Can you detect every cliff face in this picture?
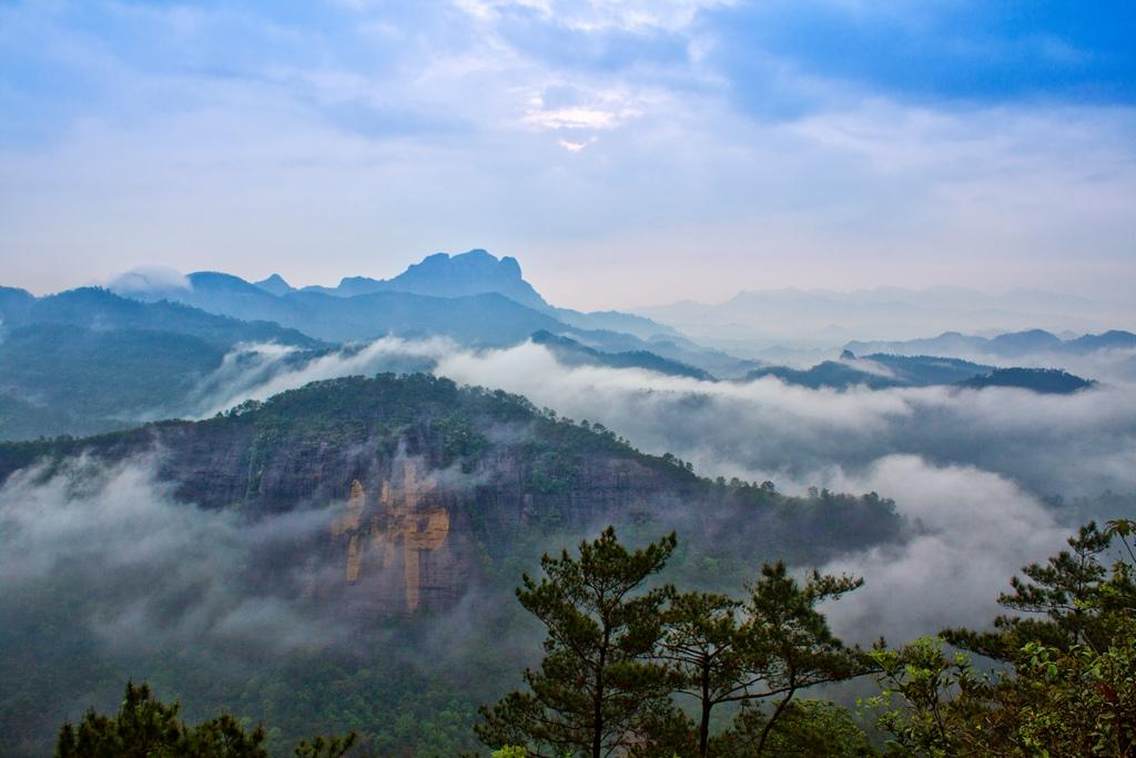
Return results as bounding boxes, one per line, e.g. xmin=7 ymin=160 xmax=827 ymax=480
xmin=0 ymin=374 xmax=901 ymax=617
xmin=0 ymin=375 xmax=697 ymax=616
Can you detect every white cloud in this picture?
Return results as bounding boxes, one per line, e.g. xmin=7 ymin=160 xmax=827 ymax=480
xmin=557 ymin=137 xmax=595 ymax=151
xmin=453 ymin=0 xmax=735 ymax=33
xmin=820 ymin=455 xmax=1070 ymax=642
xmin=2 ymin=1 xmax=1135 ymax=308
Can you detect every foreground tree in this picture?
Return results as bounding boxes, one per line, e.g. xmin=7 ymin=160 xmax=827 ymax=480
xmin=54 ymin=681 xmax=356 ymax=758
xmin=55 ymin=682 xmax=266 ymax=758
xmin=711 ymin=699 xmax=874 ymax=758
xmin=871 ymin=520 xmax=1136 ymax=757
xmin=659 ymin=565 xmax=868 ymax=757
xmin=943 ymin=520 xmax=1136 ymax=660
xmin=657 ymin=591 xmax=744 ymax=756
xmin=475 ymin=527 xmax=679 ymax=758
xmin=735 ymin=563 xmax=869 ymax=756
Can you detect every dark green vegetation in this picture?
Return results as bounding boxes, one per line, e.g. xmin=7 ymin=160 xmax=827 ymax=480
xmin=745 ymin=353 xmax=1094 ymax=393
xmin=477 ymin=529 xmax=868 ymax=758
xmin=959 ymin=367 xmax=1095 ymax=393
xmin=50 ymin=520 xmax=1135 ymax=756
xmin=1 ymin=374 xmax=903 ymax=756
xmin=868 ymin=519 xmax=1136 ymax=756
xmin=478 ymin=528 xmax=873 ymax=757
xmin=476 ymin=521 xmax=1136 ymax=756
xmin=55 ymin=682 xmax=356 ymax=758
xmin=0 ymin=287 xmax=326 ymax=440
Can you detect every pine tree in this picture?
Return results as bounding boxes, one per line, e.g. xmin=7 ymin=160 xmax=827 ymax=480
xmin=658 ymin=565 xmax=867 ymax=757
xmin=475 ymin=527 xmax=679 ymax=758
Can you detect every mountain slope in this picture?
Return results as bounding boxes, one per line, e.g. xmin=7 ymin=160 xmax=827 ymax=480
xmin=845 ymin=329 xmax=1136 ymax=359
xmin=18 ymin=287 xmax=321 ymax=349
xmin=0 ymin=288 xmax=327 ymax=440
xmin=304 ymin=249 xmax=550 ymax=311
xmin=0 ymin=373 xmax=903 ymax=756
xmin=959 ymin=368 xmax=1095 ymax=394
xmin=0 ymin=286 xmax=34 ymax=326
xmin=116 ymin=250 xmax=680 ymax=343
xmin=119 ymin=268 xmax=575 ymax=346
xmin=253 ymin=273 xmax=295 ymax=296
xmin=531 ymin=330 xmax=713 ymax=380
xmin=745 ymin=353 xmax=1091 ymax=393
xmin=0 ymin=373 xmax=902 ymax=580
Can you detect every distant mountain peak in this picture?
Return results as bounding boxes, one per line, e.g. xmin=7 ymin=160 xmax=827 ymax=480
xmin=403 ymin=249 xmax=524 ymax=280
xmin=253 ymin=273 xmax=294 ymax=296
xmin=299 ymin=249 xmax=550 ymax=310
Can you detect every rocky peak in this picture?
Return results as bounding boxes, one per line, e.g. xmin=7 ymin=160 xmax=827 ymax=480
xmin=253 ymin=273 xmax=294 ymax=296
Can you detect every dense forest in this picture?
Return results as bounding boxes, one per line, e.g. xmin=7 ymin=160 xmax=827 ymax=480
xmin=48 ymin=520 xmax=1136 ymax=756
xmin=0 ymin=375 xmax=903 ymax=755
xmin=1 ymin=375 xmax=1133 ymax=756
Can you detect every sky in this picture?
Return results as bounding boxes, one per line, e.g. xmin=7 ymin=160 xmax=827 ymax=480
xmin=1 ymin=0 xmax=1134 ymax=310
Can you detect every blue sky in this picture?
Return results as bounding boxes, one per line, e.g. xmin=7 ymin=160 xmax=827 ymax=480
xmin=1 ymin=0 xmax=1134 ymax=308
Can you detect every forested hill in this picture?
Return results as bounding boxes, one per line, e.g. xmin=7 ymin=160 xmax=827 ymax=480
xmin=0 ymin=373 xmax=903 ymax=755
xmin=0 ymin=373 xmax=901 ymax=610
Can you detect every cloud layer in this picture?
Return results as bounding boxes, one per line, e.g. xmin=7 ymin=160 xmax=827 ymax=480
xmin=167 ymin=336 xmax=1136 ymax=641
xmin=0 ymin=456 xmax=351 ymax=654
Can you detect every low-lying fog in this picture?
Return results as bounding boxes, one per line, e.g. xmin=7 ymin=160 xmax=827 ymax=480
xmin=3 ymin=336 xmax=1133 ymax=647
xmin=142 ymin=336 xmax=1135 ymax=641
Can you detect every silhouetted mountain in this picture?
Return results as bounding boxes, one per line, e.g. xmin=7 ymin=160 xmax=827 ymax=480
xmin=958 ymin=368 xmax=1094 ymax=394
xmin=845 ymin=329 xmax=1136 ymax=359
xmin=745 ymin=353 xmax=1089 ymax=393
xmin=551 ymin=307 xmax=679 ymax=341
xmin=1066 ymin=330 xmax=1136 ymax=353
xmin=303 ymin=249 xmax=549 ymax=310
xmin=746 ymin=361 xmax=905 ymax=390
xmin=0 ymin=286 xmax=35 ymax=327
xmin=0 ymin=288 xmax=326 ymax=440
xmin=531 ymin=331 xmax=713 ymax=380
xmin=641 ymin=285 xmax=1127 ymax=350
xmin=987 ymin=329 xmax=1064 ymax=356
xmin=863 ymin=354 xmax=994 ymax=385
xmin=116 ymin=268 xmax=570 ymax=346
xmin=14 ymin=287 xmax=321 ymax=349
xmin=289 ymin=290 xmax=571 ymax=345
xmin=253 ymin=273 xmax=295 ymax=296
xmin=116 ymin=250 xmax=679 ymax=345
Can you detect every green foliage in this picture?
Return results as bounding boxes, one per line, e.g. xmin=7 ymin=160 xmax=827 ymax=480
xmin=54 ymin=681 xmax=269 ymax=758
xmin=943 ymin=520 xmax=1136 ymax=661
xmin=476 ymin=528 xmax=681 ymax=758
xmin=864 ymin=637 xmax=987 ymax=756
xmin=869 ymin=520 xmax=1136 ymax=757
xmin=659 ymin=565 xmax=868 ymax=757
xmin=491 ymin=747 xmax=529 ymax=758
xmin=711 ymin=700 xmax=875 ymax=757
xmin=292 ymin=732 xmax=358 ymax=758
xmin=54 ymin=682 xmax=358 ymax=758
